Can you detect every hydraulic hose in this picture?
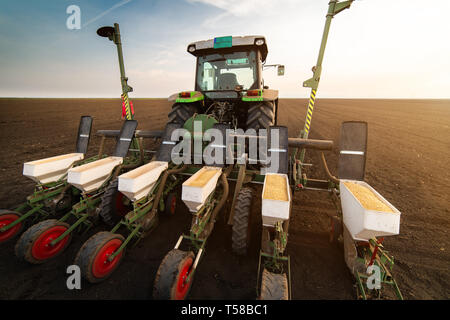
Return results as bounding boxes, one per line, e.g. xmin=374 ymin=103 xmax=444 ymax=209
xmin=320 ymin=152 xmax=340 ymax=184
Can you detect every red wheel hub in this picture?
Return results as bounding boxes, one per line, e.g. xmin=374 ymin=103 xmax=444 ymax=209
xmin=115 ymin=193 xmax=129 ymax=217
xmin=92 ymin=238 xmax=123 ymax=279
xmin=0 ymin=214 xmax=21 ymax=242
xmin=170 ymin=196 xmax=176 ymax=215
xmin=175 ymin=257 xmax=193 ymax=300
xmin=31 ymin=225 xmax=70 ymax=260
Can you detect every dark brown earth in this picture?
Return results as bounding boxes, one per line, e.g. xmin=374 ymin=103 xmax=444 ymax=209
xmin=0 ymin=98 xmax=448 ymax=300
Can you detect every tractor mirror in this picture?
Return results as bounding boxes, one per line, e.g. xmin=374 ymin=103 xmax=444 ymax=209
xmin=277 ymin=65 xmax=285 ymax=76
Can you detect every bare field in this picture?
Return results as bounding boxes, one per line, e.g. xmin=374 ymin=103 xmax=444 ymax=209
xmin=0 ymin=98 xmax=448 ymax=299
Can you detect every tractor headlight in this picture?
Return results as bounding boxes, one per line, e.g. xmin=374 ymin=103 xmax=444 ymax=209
xmin=188 ymin=45 xmax=196 ymax=53
xmin=255 ymin=39 xmax=264 ymax=46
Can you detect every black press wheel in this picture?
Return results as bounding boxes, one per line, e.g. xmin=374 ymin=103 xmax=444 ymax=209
xmin=153 ymin=249 xmax=195 ymax=300
xmin=231 ymin=187 xmax=253 ymax=256
xmin=259 ymin=268 xmax=289 ymax=300
xmin=98 ymin=179 xmax=131 ymax=226
xmin=74 ymin=231 xmax=125 ymax=283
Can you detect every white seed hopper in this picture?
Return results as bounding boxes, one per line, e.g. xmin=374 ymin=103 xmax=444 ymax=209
xmin=23 ymin=153 xmax=85 ymax=184
xmin=340 ymin=179 xmax=401 ymax=241
xmin=118 ymin=161 xmax=169 ymax=201
xmin=261 ymin=173 xmax=291 ymax=227
xmin=182 ymin=166 xmax=222 ymax=212
xmin=68 ymin=156 xmax=123 ymax=193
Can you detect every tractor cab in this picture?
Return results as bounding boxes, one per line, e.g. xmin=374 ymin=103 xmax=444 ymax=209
xmin=168 ymin=35 xmax=282 ymax=131
xmin=188 ymin=36 xmax=268 ymax=99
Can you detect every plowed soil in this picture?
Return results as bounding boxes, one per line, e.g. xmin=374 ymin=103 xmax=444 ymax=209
xmin=0 ymin=98 xmax=448 ymax=300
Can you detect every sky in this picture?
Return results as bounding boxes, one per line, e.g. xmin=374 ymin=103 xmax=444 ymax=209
xmin=0 ymin=0 xmax=449 ymax=98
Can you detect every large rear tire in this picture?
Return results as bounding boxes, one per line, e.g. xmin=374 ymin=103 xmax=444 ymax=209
xmin=74 ymin=231 xmax=125 ymax=283
xmin=259 ymin=268 xmax=289 ymax=300
xmin=98 ymin=179 xmax=131 ymax=227
xmin=153 ymin=249 xmax=195 ymax=300
xmin=246 ymin=102 xmax=275 ymax=130
xmin=168 ymin=103 xmax=198 ymax=125
xmin=231 ymin=187 xmax=253 ymax=256
xmin=15 ymin=219 xmax=72 ymax=264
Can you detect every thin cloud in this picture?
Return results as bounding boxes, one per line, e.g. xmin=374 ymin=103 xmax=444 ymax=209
xmin=83 ymin=0 xmax=133 ymax=27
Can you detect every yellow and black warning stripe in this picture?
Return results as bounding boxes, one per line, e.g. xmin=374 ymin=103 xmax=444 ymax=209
xmin=303 ymin=89 xmax=317 ymax=136
xmin=122 ymin=93 xmax=132 ymax=120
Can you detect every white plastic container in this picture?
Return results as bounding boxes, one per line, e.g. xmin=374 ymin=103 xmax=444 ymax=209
xmin=68 ymin=156 xmax=123 ymax=193
xmin=261 ymin=173 xmax=291 ymax=227
xmin=23 ymin=153 xmax=84 ymax=184
xmin=182 ymin=167 xmax=222 ymax=212
xmin=340 ymin=179 xmax=401 ymax=241
xmin=118 ymin=161 xmax=168 ymax=201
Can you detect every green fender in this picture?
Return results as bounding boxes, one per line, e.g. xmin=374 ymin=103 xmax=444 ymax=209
xmin=168 ymin=91 xmax=204 ymax=103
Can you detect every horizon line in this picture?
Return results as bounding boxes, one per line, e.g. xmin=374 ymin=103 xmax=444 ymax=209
xmin=1 ymin=97 xmax=450 ymax=100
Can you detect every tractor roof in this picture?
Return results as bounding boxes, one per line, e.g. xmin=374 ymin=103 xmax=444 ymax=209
xmin=187 ymin=35 xmax=268 ymax=62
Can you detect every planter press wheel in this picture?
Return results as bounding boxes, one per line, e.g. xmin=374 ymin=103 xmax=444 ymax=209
xmin=74 ymin=231 xmax=125 ymax=283
xmin=153 ymin=249 xmax=195 ymax=300
xmin=15 ymin=219 xmax=72 ymax=264
xmin=259 ymin=268 xmax=289 ymax=300
xmin=0 ymin=210 xmax=23 ymax=243
xmin=164 ymin=193 xmax=177 ymax=216
xmin=231 ymin=187 xmax=253 ymax=256
xmin=98 ymin=179 xmax=132 ymax=226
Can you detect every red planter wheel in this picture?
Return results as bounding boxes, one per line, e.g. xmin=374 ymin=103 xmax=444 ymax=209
xmin=174 ymin=255 xmax=194 ymax=300
xmin=0 ymin=211 xmax=23 ymax=243
xmin=74 ymin=232 xmax=125 ymax=283
xmin=15 ymin=219 xmax=72 ymax=264
xmin=153 ymin=249 xmax=195 ymax=300
xmin=164 ymin=193 xmax=177 ymax=216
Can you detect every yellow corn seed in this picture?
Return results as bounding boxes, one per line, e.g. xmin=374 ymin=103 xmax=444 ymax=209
xmin=344 ymin=182 xmax=394 ymax=213
xmin=186 ymin=168 xmax=219 ymax=187
xmin=263 ymin=174 xmax=288 ymax=201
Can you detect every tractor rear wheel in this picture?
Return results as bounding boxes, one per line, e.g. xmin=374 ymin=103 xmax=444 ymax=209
xmin=0 ymin=210 xmax=23 ymax=243
xmin=168 ymin=103 xmax=198 ymax=125
xmin=153 ymin=249 xmax=195 ymax=300
xmin=232 ymin=187 xmax=253 ymax=256
xmin=74 ymin=231 xmax=125 ymax=283
xmin=259 ymin=268 xmax=289 ymax=300
xmin=15 ymin=219 xmax=72 ymax=264
xmin=246 ymin=102 xmax=275 ymax=130
xmin=98 ymin=179 xmax=131 ymax=226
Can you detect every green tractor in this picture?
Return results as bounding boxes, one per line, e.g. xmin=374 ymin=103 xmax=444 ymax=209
xmin=167 ymin=35 xmax=284 ymax=132
xmin=153 ymin=35 xmax=293 ymax=300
